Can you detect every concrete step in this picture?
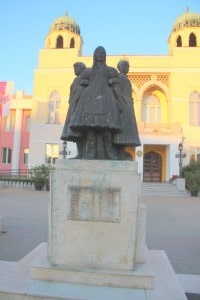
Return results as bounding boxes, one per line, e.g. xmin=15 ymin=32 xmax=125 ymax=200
xmin=141 ymin=182 xmax=190 ymax=197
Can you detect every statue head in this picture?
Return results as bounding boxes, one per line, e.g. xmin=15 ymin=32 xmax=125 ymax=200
xmin=117 ymin=60 xmax=129 ymax=74
xmin=93 ymin=46 xmax=106 ymax=65
xmin=73 ymin=62 xmax=86 ymax=76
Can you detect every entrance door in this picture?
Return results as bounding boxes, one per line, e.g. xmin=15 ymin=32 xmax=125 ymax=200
xmin=143 ymin=151 xmax=162 ymax=182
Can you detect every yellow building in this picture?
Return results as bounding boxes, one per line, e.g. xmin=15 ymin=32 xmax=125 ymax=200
xmin=28 ymin=9 xmax=200 ymax=182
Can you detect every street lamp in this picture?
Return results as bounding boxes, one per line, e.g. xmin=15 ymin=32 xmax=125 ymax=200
xmin=178 ymin=143 xmax=183 ymax=177
xmin=60 ymin=141 xmax=67 ymax=159
xmin=175 ymin=142 xmax=186 ymax=177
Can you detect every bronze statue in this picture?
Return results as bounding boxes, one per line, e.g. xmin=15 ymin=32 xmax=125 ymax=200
xmin=113 ymin=60 xmax=141 ymax=159
xmin=69 ymin=46 xmax=123 ymax=160
xmin=61 ymin=47 xmax=141 ymax=160
xmin=61 ymin=62 xmax=86 ymax=158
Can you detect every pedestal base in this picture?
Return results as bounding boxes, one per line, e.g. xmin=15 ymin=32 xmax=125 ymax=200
xmin=0 ymin=243 xmax=187 ymax=300
xmin=31 ymin=245 xmax=153 ymax=289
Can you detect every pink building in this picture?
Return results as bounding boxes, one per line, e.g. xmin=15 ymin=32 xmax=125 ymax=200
xmin=0 ymin=91 xmax=32 ymax=176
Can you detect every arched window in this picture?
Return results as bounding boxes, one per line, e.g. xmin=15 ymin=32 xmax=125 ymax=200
xmin=143 ymin=93 xmax=161 ymax=123
xmin=48 ymin=90 xmax=61 ymax=124
xmin=189 ymin=33 xmax=196 ymax=47
xmin=70 ymin=37 xmax=75 ymax=48
xmin=189 ymin=91 xmax=200 ymax=125
xmin=176 ymin=35 xmax=182 ymax=47
xmin=56 ymin=36 xmax=63 ymax=48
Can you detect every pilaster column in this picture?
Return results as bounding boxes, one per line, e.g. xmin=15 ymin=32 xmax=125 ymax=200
xmin=12 ymin=109 xmax=23 ymax=172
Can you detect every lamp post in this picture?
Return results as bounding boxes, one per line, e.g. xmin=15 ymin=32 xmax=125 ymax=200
xmin=178 ymin=142 xmax=183 ymax=177
xmin=175 ymin=142 xmax=187 ymax=191
xmin=175 ymin=142 xmax=186 ymax=177
xmin=60 ymin=141 xmax=67 ymax=159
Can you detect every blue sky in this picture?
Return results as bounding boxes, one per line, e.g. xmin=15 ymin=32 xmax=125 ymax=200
xmin=0 ymin=0 xmax=199 ymax=94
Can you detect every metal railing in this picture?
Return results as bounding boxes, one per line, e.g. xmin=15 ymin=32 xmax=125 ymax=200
xmin=0 ymin=169 xmax=49 ymax=190
xmin=0 ymin=169 xmax=28 ymax=180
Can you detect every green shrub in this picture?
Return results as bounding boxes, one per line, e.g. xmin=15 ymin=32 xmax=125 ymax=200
xmin=29 ymin=164 xmax=54 ymax=190
xmin=185 ymin=171 xmax=200 ymax=192
xmin=181 ymin=160 xmax=200 ymax=177
xmin=181 ymin=161 xmax=200 ymax=195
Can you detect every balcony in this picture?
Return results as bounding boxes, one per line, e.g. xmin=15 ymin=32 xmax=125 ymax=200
xmin=137 ymin=122 xmax=182 ymax=135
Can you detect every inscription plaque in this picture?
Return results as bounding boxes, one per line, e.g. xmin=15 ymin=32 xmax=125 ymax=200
xmin=67 ymin=186 xmax=120 ymax=222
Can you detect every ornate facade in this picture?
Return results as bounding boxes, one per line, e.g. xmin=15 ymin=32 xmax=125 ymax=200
xmin=1 ymin=9 xmax=200 ymax=182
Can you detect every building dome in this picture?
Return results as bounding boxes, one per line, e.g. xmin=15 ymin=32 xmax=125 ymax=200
xmin=171 ymin=8 xmax=200 ymax=33
xmin=50 ymin=13 xmax=80 ymax=35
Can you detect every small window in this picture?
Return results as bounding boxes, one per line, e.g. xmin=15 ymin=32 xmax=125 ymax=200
xmin=4 ymin=115 xmax=14 ymax=132
xmin=48 ymin=101 xmax=60 ymax=124
xmin=70 ymin=38 xmax=75 ymax=48
xmin=177 ymin=35 xmax=182 ymax=47
xmin=45 ymin=144 xmax=58 ymax=165
xmin=144 ymin=94 xmax=161 ymax=123
xmin=189 ymin=147 xmax=195 ymax=162
xmin=189 ymin=33 xmax=196 ymax=47
xmin=190 ymin=147 xmax=200 ymax=162
xmin=23 ymin=148 xmax=29 ymax=164
xmin=189 ymin=91 xmax=200 ymax=126
xmin=25 ymin=116 xmax=31 ymax=132
xmin=2 ymin=147 xmax=12 ymax=164
xmin=56 ymin=36 xmax=63 ymax=48
xmin=48 ymin=90 xmax=61 ymax=124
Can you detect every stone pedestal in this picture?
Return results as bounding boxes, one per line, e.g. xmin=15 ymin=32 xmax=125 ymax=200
xmin=31 ymin=159 xmax=152 ymax=289
xmin=176 ymin=177 xmax=186 ymax=192
xmin=0 ymin=159 xmax=187 ymax=299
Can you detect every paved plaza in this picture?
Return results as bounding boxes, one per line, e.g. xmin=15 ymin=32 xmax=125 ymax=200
xmin=143 ymin=195 xmax=200 ymax=275
xmin=0 ymin=189 xmax=48 ymax=262
xmin=0 ymin=188 xmax=200 ymax=298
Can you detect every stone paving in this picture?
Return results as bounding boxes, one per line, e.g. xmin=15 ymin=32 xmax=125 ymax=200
xmin=142 ymin=195 xmax=200 ymax=275
xmin=0 ymin=188 xmax=200 ymax=275
xmin=0 ymin=189 xmax=48 ymax=261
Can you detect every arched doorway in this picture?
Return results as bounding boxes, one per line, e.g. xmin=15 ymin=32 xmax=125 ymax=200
xmin=143 ymin=151 xmax=162 ymax=182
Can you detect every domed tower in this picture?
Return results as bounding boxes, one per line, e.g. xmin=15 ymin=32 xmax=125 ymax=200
xmin=168 ymin=8 xmax=200 ymax=54
xmin=45 ymin=13 xmax=83 ymax=55
xmin=29 ymin=12 xmax=85 ymax=166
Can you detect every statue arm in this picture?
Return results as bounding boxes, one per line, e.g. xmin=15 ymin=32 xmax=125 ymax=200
xmin=68 ymin=84 xmax=74 ymax=104
xmin=74 ymin=86 xmax=85 ymax=102
xmin=111 ymin=84 xmax=125 ymax=111
xmin=71 ymin=69 xmax=91 ymax=108
xmin=108 ymin=76 xmax=124 ymax=111
xmin=72 ymin=78 xmax=90 ymax=110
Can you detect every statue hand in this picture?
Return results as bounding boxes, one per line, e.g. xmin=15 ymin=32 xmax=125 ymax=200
xmin=108 ymin=78 xmax=120 ymax=85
